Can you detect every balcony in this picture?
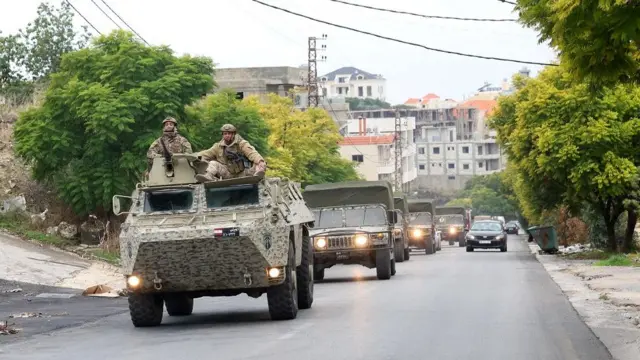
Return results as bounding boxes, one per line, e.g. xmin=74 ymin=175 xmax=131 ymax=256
xmin=476 ymin=153 xmax=501 ymax=160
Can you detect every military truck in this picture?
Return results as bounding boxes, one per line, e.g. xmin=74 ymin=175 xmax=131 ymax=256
xmin=393 ymin=192 xmax=411 ymax=262
xmin=435 ymin=206 xmax=469 ymax=247
xmin=407 ymin=199 xmax=437 ymax=254
xmin=303 ymin=181 xmax=398 ymax=280
xmin=111 ymin=152 xmax=316 ymax=327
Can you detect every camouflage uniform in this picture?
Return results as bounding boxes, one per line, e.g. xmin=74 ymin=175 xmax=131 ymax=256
xmin=196 ymin=124 xmax=266 ymax=181
xmin=146 ymin=117 xmax=193 ymax=170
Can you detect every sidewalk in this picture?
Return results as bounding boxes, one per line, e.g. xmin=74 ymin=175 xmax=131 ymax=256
xmin=529 ymin=241 xmax=640 ymax=360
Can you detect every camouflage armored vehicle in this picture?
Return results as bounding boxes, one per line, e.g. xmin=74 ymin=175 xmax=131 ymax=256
xmin=407 ymin=199 xmax=437 ymax=255
xmin=393 ymin=192 xmax=410 ymax=262
xmin=435 ymin=206 xmax=468 ymax=247
xmin=112 ymin=152 xmax=316 ymax=327
xmin=303 ymin=181 xmax=398 ymax=280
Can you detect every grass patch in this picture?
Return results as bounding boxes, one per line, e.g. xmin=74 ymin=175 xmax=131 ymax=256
xmin=594 ymin=254 xmax=639 ymax=267
xmin=90 ymin=249 xmax=120 ymax=266
xmin=562 ymin=250 xmax=613 ymax=260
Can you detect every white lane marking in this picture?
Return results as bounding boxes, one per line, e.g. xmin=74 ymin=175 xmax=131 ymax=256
xmin=277 ymin=321 xmax=314 ymax=340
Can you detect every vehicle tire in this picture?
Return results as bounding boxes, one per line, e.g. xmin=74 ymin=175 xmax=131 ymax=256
xmin=313 ymin=266 xmax=325 ymax=281
xmin=449 ymin=241 xmax=454 ymax=246
xmin=394 ymin=238 xmax=405 ymax=263
xmin=403 ymin=247 xmax=411 ymax=261
xmin=375 ymin=249 xmax=392 ymax=280
xmin=424 ymin=237 xmax=434 ymax=255
xmin=458 ymin=236 xmax=466 ymax=247
xmin=296 ymin=235 xmax=313 ymax=310
xmin=390 ymin=252 xmax=397 ymax=276
xmin=500 ymin=244 xmax=507 ymax=252
xmin=165 ymin=294 xmax=193 ymax=316
xmin=466 ymin=246 xmax=474 ymax=252
xmin=267 ymin=241 xmax=298 ymax=320
xmin=128 ymin=293 xmax=164 ymax=327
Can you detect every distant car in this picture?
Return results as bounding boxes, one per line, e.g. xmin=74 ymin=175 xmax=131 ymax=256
xmin=465 ymin=220 xmax=508 ymax=252
xmin=505 ymin=223 xmax=519 ymax=234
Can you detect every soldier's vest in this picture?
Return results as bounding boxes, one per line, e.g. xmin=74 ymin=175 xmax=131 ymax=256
xmin=222 ymin=145 xmax=247 ymax=175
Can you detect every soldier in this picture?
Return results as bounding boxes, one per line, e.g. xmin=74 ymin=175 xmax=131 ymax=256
xmin=146 ymin=117 xmax=193 ymax=173
xmin=195 ymin=124 xmax=267 ymax=182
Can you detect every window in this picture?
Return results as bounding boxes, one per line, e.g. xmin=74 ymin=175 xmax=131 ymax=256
xmin=478 ymin=162 xmax=484 ymax=168
xmin=313 ymin=209 xmax=343 ymax=228
xmin=352 ymin=154 xmax=364 ymax=162
xmin=338 ymin=77 xmax=346 ymax=83
xmin=433 ymin=147 xmax=440 ymax=154
xmin=448 ymin=175 xmax=456 ymax=180
xmin=449 ymin=131 xmax=453 ymax=142
xmin=463 ymin=164 xmax=470 ymax=170
xmin=205 ymin=184 xmax=259 ymax=209
xmin=345 ymin=207 xmax=387 ymax=227
xmin=419 ymin=164 xmax=425 ymax=170
xmin=439 ymin=163 xmax=442 ymax=167
xmin=418 ymin=147 xmax=425 ymax=154
xmin=357 ymin=75 xmax=364 ymax=80
xmin=462 ymin=146 xmax=469 ymax=154
xmin=144 ymin=189 xmax=194 ymax=212
xmin=322 ymin=88 xmax=327 ymax=97
xmin=367 ymin=86 xmax=372 ymax=96
xmin=477 ymin=146 xmax=483 ymax=155
xmin=448 ymin=163 xmax=455 ymax=169
xmin=338 ymin=87 xmax=343 ymax=95
xmin=358 ymin=86 xmax=363 ymax=97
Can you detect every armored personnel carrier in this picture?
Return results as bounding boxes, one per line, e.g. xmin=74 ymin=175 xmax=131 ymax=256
xmin=112 ymin=151 xmax=316 ymax=327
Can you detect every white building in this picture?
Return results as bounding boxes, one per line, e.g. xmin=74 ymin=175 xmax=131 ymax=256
xmin=338 ymin=116 xmax=417 ymax=192
xmin=319 ymin=67 xmax=386 ymax=101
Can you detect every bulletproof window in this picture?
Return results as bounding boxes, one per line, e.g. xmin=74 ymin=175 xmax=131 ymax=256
xmin=205 ymin=184 xmax=260 ymax=208
xmin=143 ymin=189 xmax=195 ymax=212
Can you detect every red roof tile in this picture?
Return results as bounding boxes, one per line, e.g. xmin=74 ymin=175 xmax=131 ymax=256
xmin=404 ymin=98 xmax=420 ymax=105
xmin=339 ymin=134 xmax=395 ymax=146
xmin=460 ymin=99 xmax=497 ymax=115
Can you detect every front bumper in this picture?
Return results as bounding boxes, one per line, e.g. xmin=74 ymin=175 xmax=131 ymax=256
xmin=467 ymin=239 xmax=506 ymax=248
xmin=314 ymin=245 xmax=389 ymax=266
xmin=438 ymin=228 xmax=464 ymax=240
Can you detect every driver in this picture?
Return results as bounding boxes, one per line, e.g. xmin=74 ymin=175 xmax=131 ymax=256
xmin=195 ymin=124 xmax=267 ymax=182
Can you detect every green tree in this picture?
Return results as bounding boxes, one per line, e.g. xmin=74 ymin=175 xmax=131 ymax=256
xmin=517 ymin=0 xmax=640 ymax=84
xmin=13 ymin=30 xmax=215 ymax=216
xmin=346 ymin=97 xmax=391 ymax=111
xmin=490 ymin=65 xmax=640 ymax=251
xmin=184 ymin=89 xmax=270 ymax=154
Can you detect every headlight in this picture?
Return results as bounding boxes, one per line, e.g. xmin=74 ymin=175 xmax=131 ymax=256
xmin=466 ymin=234 xmax=475 ymax=240
xmin=412 ymin=229 xmax=422 ymax=237
xmin=394 ymin=228 xmax=401 ymax=234
xmin=496 ymin=235 xmax=505 ymax=240
xmin=449 ymin=227 xmax=457 ymax=234
xmin=315 ymin=237 xmax=327 ymax=248
xmin=127 ymin=275 xmax=141 ymax=288
xmin=354 ymin=235 xmax=368 ymax=246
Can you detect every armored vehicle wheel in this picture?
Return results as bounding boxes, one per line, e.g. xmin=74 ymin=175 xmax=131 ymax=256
xmin=314 ymin=267 xmax=325 ymax=281
xmin=394 ymin=239 xmax=405 ymax=263
xmin=375 ymin=249 xmax=392 ymax=280
xmin=403 ymin=247 xmax=410 ymax=261
xmin=458 ymin=237 xmax=466 ymax=247
xmin=128 ymin=293 xmax=163 ymax=327
xmin=390 ymin=255 xmax=396 ymax=276
xmin=449 ymin=241 xmax=454 ymax=246
xmin=267 ymin=241 xmax=298 ymax=320
xmin=165 ymin=294 xmax=194 ymax=316
xmin=424 ymin=237 xmax=435 ymax=255
xmin=296 ymin=235 xmax=314 ymax=310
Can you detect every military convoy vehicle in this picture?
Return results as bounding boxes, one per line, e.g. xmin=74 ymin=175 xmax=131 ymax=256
xmin=435 ymin=206 xmax=469 ymax=247
xmin=393 ymin=192 xmax=410 ymax=262
xmin=407 ymin=199 xmax=437 ymax=254
xmin=112 ymin=152 xmax=316 ymax=327
xmin=303 ymin=181 xmax=398 ymax=280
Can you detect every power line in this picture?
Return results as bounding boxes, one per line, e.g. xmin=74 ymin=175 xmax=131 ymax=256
xmin=327 ymin=0 xmax=518 ymax=22
xmin=90 ymin=0 xmax=122 ymax=30
xmin=498 ymin=0 xmax=517 ymax=5
xmin=65 ymin=0 xmax=102 ymax=35
xmin=250 ymin=0 xmax=556 ymax=66
xmin=98 ymin=0 xmax=151 ymax=46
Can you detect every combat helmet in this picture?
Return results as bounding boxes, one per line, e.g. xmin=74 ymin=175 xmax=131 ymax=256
xmin=220 ymin=124 xmax=237 ymax=132
xmin=163 ymin=117 xmax=178 ymax=126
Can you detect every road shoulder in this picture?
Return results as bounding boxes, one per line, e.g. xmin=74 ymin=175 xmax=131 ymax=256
xmin=529 ymin=241 xmax=640 ymax=360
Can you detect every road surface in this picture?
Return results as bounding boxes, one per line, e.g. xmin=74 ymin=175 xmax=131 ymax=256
xmin=0 ymin=236 xmax=612 ymax=359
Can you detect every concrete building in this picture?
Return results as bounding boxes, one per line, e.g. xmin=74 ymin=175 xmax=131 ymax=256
xmin=214 ymin=66 xmax=308 ymax=102
xmin=338 ymin=114 xmax=417 ymax=192
xmin=319 ymin=66 xmax=387 ymax=101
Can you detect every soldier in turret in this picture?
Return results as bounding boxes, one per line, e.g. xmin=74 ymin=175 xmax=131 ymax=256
xmin=195 ymin=124 xmax=267 ymax=182
xmin=146 ymin=117 xmax=193 ymax=174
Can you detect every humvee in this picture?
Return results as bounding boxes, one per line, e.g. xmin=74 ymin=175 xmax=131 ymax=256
xmin=435 ymin=206 xmax=468 ymax=247
xmin=407 ymin=199 xmax=437 ymax=255
xmin=393 ymin=192 xmax=410 ymax=262
xmin=302 ymin=180 xmax=398 ymax=280
xmin=112 ymin=152 xmax=316 ymax=327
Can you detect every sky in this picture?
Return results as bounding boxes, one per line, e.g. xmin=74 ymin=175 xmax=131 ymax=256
xmin=0 ymin=0 xmax=557 ymax=104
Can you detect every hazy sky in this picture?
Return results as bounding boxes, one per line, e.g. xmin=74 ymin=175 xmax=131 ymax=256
xmin=1 ymin=0 xmax=557 ymax=104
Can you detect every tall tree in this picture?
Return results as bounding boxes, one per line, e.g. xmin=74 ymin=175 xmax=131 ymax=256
xmin=13 ymin=30 xmax=215 ymax=216
xmin=490 ymin=65 xmax=640 ymax=251
xmin=517 ymin=0 xmax=640 ymax=84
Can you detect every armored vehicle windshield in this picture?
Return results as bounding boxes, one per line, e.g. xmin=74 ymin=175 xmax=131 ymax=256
xmin=409 ymin=213 xmax=433 ymax=225
xmin=313 ymin=205 xmax=389 ymax=228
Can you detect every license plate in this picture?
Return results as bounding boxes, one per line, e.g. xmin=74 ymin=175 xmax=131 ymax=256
xmin=336 ymin=252 xmax=350 ymax=260
xmin=214 ymin=227 xmax=240 ymax=237
xmin=479 ymin=240 xmax=491 ymax=244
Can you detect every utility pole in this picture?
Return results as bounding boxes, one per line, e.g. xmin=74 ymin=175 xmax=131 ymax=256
xmin=308 ymin=34 xmax=327 ymax=108
xmin=394 ymin=109 xmax=402 ymax=192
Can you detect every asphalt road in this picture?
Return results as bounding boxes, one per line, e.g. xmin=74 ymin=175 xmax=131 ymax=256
xmin=0 ymin=236 xmax=613 ymax=360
